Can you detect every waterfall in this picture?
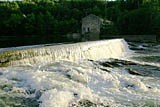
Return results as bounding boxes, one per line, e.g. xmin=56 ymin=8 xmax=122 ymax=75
xmin=0 ymin=39 xmax=132 ymax=66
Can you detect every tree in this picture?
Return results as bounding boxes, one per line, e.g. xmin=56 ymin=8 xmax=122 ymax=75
xmin=117 ymin=8 xmax=154 ymax=35
xmin=24 ymin=13 xmax=36 ymax=35
xmin=152 ymin=12 xmax=160 ymax=40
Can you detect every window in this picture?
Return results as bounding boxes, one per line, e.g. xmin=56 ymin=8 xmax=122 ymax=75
xmin=87 ymin=27 xmax=90 ymax=32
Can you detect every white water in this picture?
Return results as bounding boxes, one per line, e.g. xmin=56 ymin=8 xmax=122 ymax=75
xmin=0 ymin=39 xmax=160 ymax=107
xmin=1 ymin=39 xmax=131 ymax=66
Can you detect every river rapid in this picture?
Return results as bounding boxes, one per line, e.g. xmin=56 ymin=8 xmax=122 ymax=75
xmin=0 ymin=39 xmax=159 ymax=107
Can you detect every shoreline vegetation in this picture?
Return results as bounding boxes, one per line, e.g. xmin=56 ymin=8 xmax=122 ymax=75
xmin=0 ymin=0 xmax=160 ymax=47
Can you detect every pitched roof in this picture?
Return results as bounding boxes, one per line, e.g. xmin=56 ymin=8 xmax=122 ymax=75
xmin=82 ymin=14 xmax=102 ymax=21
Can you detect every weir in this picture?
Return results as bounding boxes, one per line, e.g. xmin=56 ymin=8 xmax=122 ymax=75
xmin=0 ymin=39 xmax=131 ymax=67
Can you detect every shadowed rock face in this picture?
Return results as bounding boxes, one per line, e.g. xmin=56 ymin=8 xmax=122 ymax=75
xmin=75 ymin=99 xmax=109 ymax=107
xmin=0 ymin=83 xmax=39 ymax=107
xmin=98 ymin=58 xmax=138 ymax=68
xmin=97 ymin=58 xmax=160 ymax=77
xmin=0 ymin=95 xmax=39 ymax=107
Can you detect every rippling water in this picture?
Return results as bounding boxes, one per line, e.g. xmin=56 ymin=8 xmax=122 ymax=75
xmin=0 ymin=40 xmax=159 ymax=107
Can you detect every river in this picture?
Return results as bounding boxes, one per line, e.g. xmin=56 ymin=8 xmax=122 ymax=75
xmin=0 ymin=39 xmax=159 ymax=107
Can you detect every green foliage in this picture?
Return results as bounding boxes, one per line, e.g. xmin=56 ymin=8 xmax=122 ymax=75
xmin=152 ymin=12 xmax=160 ymax=40
xmin=117 ymin=8 xmax=155 ymax=35
xmin=101 ymin=21 xmax=118 ymax=37
xmin=0 ymin=0 xmax=105 ymax=37
xmin=0 ymin=0 xmax=160 ymax=44
xmin=118 ymin=0 xmax=143 ymax=11
xmin=115 ymin=0 xmax=160 ymax=37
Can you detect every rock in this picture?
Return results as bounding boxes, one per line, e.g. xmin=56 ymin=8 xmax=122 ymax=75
xmin=99 ymin=62 xmax=114 ymax=67
xmin=77 ymin=99 xmax=109 ymax=107
xmin=35 ymin=90 xmax=45 ymax=99
xmin=98 ymin=67 xmax=111 ymax=73
xmin=0 ymin=99 xmax=6 ymax=107
xmin=73 ymin=93 xmax=78 ymax=97
xmin=126 ymin=68 xmax=146 ymax=76
xmin=66 ymin=74 xmax=72 ymax=79
xmin=98 ymin=59 xmax=137 ymax=68
xmin=0 ymin=95 xmax=39 ymax=107
xmin=78 ymin=99 xmax=97 ymax=107
xmin=126 ymin=84 xmax=135 ymax=88
xmin=147 ymin=86 xmax=152 ymax=89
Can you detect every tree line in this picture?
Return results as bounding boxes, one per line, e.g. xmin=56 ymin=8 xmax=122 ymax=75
xmin=0 ymin=0 xmax=160 ymax=40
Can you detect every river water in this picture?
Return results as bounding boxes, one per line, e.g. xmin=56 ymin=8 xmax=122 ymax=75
xmin=0 ymin=39 xmax=159 ymax=107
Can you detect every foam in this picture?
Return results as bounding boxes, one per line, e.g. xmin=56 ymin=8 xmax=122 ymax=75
xmin=0 ymin=39 xmax=132 ymax=66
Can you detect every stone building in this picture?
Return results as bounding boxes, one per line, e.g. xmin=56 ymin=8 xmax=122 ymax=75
xmin=82 ymin=14 xmax=102 ymax=41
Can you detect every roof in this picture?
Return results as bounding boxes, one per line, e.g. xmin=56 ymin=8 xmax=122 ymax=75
xmin=82 ymin=14 xmax=113 ymax=25
xmin=82 ymin=14 xmax=102 ymax=22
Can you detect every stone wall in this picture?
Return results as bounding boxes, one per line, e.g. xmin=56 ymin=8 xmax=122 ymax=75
xmin=82 ymin=15 xmax=101 ymax=35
